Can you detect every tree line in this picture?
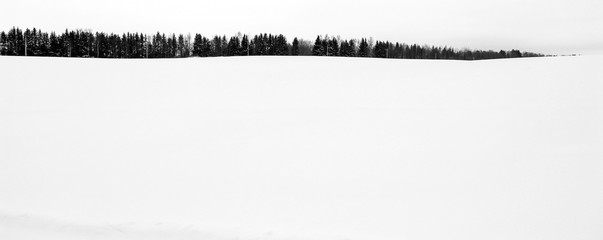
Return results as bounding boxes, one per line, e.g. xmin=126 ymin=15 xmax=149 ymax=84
xmin=0 ymin=27 xmax=543 ymax=60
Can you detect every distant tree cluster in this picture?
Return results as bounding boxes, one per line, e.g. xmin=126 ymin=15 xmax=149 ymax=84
xmin=0 ymin=27 xmax=544 ymax=60
xmin=323 ymin=36 xmax=539 ymax=60
xmin=0 ymin=27 xmax=190 ymax=58
xmin=192 ymin=33 xmax=289 ymax=57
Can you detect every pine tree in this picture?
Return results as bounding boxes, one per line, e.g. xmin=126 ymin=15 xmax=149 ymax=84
xmin=339 ymin=40 xmax=352 ymax=57
xmin=227 ymin=36 xmax=240 ymax=56
xmin=348 ymin=39 xmax=357 ymax=57
xmin=221 ymin=35 xmax=228 ymax=56
xmin=328 ymin=38 xmax=339 ymax=56
xmin=6 ymin=27 xmax=24 ymax=56
xmin=24 ymin=28 xmax=33 ymax=56
xmin=510 ymin=49 xmax=522 ymax=58
xmin=373 ymin=41 xmax=387 ymax=58
xmin=498 ymin=50 xmax=506 ymax=58
xmin=321 ymin=37 xmax=329 ymax=56
xmin=212 ymin=35 xmax=222 ymax=56
xmin=254 ymin=34 xmax=266 ymax=55
xmin=48 ymin=32 xmax=58 ymax=56
xmin=358 ymin=38 xmax=369 ymax=57
xmin=159 ymin=33 xmax=166 ymax=57
xmin=30 ymin=28 xmax=40 ymax=56
xmin=202 ymin=36 xmax=212 ymax=57
xmin=139 ymin=33 xmax=146 ymax=58
xmin=291 ymin=37 xmax=299 ymax=56
xmin=275 ymin=34 xmax=288 ymax=55
xmin=98 ymin=32 xmax=109 ymax=58
xmin=0 ymin=31 xmax=6 ymax=55
xmin=267 ymin=34 xmax=275 ymax=55
xmin=178 ymin=34 xmax=185 ymax=57
xmin=193 ymin=34 xmax=202 ymax=56
xmin=170 ymin=34 xmax=177 ymax=57
xmin=312 ymin=35 xmax=324 ymax=56
xmin=240 ymin=34 xmax=249 ymax=56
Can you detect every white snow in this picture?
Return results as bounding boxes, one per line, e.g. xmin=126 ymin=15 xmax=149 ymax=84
xmin=1 ymin=56 xmax=602 ymax=240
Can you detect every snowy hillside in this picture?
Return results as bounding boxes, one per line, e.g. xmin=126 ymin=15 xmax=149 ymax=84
xmin=1 ymin=56 xmax=602 ymax=240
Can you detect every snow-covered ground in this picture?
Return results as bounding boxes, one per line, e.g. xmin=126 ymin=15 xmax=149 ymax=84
xmin=1 ymin=55 xmax=602 ymax=240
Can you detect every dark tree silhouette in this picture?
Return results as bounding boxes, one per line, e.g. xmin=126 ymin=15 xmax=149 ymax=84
xmin=312 ymin=36 xmax=324 ymax=56
xmin=358 ymin=38 xmax=369 ymax=57
xmin=291 ymin=37 xmax=299 ymax=56
xmin=0 ymin=26 xmax=544 ymax=60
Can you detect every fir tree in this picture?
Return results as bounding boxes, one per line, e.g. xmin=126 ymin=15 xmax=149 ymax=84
xmin=212 ymin=35 xmax=222 ymax=56
xmin=358 ymin=38 xmax=369 ymax=57
xmin=339 ymin=40 xmax=353 ymax=57
xmin=312 ymin=35 xmax=324 ymax=56
xmin=328 ymin=38 xmax=339 ymax=56
xmin=275 ymin=34 xmax=288 ymax=55
xmin=510 ymin=49 xmax=522 ymax=58
xmin=193 ymin=34 xmax=202 ymax=56
xmin=0 ymin=31 xmax=6 ymax=55
xmin=373 ymin=41 xmax=387 ymax=58
xmin=201 ymin=36 xmax=212 ymax=57
xmin=254 ymin=34 xmax=266 ymax=55
xmin=240 ymin=34 xmax=249 ymax=56
xmin=178 ymin=34 xmax=185 ymax=57
xmin=227 ymin=36 xmax=241 ymax=56
xmin=291 ymin=37 xmax=299 ymax=56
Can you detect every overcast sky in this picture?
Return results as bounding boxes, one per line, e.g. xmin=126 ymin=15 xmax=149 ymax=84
xmin=1 ymin=0 xmax=602 ymax=55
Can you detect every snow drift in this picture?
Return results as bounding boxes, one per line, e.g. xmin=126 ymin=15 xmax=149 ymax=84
xmin=1 ymin=55 xmax=602 ymax=240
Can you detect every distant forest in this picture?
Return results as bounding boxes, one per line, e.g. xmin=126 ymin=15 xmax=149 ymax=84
xmin=0 ymin=27 xmax=544 ymax=60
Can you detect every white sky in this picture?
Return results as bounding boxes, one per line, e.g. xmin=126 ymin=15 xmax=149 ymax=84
xmin=1 ymin=0 xmax=602 ymax=55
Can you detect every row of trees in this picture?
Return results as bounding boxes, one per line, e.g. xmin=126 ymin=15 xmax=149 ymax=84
xmin=192 ymin=33 xmax=290 ymax=57
xmin=312 ymin=36 xmax=535 ymax=60
xmin=0 ymin=27 xmax=191 ymax=58
xmin=0 ymin=27 xmax=543 ymax=60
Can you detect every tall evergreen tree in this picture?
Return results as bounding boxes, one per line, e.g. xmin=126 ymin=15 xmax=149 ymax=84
xmin=178 ymin=34 xmax=185 ymax=57
xmin=221 ymin=35 xmax=228 ymax=56
xmin=0 ymin=31 xmax=6 ymax=55
xmin=227 ymin=36 xmax=239 ymax=56
xmin=139 ymin=33 xmax=147 ymax=58
xmin=373 ymin=41 xmax=387 ymax=58
xmin=339 ymin=40 xmax=354 ymax=57
xmin=358 ymin=38 xmax=369 ymax=57
xmin=510 ymin=49 xmax=522 ymax=58
xmin=193 ymin=34 xmax=202 ymax=57
xmin=23 ymin=28 xmax=31 ymax=56
xmin=212 ymin=35 xmax=222 ymax=56
xmin=348 ymin=39 xmax=357 ymax=57
xmin=328 ymin=38 xmax=339 ymax=56
xmin=202 ymin=36 xmax=212 ymax=57
xmin=48 ymin=32 xmax=59 ymax=56
xmin=275 ymin=34 xmax=288 ymax=55
xmin=291 ymin=37 xmax=299 ymax=56
xmin=240 ymin=34 xmax=249 ymax=56
xmin=312 ymin=35 xmax=324 ymax=56
xmin=254 ymin=34 xmax=266 ymax=55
